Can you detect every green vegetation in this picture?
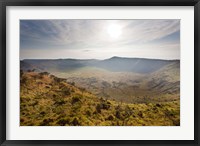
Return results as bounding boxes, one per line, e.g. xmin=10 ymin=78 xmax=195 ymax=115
xmin=20 ymin=71 xmax=180 ymax=126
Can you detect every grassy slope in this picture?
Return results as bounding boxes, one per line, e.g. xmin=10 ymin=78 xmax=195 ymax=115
xmin=20 ymin=71 xmax=180 ymax=126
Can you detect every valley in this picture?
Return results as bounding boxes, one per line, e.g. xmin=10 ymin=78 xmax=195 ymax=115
xmin=20 ymin=57 xmax=180 ymax=126
xmin=21 ymin=57 xmax=180 ymax=104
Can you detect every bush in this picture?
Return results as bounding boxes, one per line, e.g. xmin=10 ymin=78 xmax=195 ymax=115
xmin=54 ymin=99 xmax=65 ymax=105
xmin=124 ymin=105 xmax=133 ymax=117
xmin=56 ymin=118 xmax=69 ymax=126
xmin=40 ymin=118 xmax=53 ymax=126
xmin=96 ymin=104 xmax=102 ymax=113
xmin=106 ymin=115 xmax=114 ymax=121
xmin=71 ymin=117 xmax=80 ymax=126
xmin=39 ymin=72 xmax=50 ymax=76
xmin=45 ymin=85 xmax=50 ymax=89
xmin=71 ymin=96 xmax=81 ymax=105
xmin=115 ymin=111 xmax=121 ymax=119
xmin=95 ymin=101 xmax=110 ymax=113
xmin=85 ymin=110 xmax=92 ymax=116
xmin=156 ymin=103 xmax=162 ymax=107
xmin=172 ymin=119 xmax=180 ymax=126
xmin=20 ymin=118 xmax=25 ymax=123
xmin=54 ymin=77 xmax=62 ymax=83
xmin=62 ymin=87 xmax=71 ymax=96
xmin=40 ymin=111 xmax=46 ymax=116
xmin=138 ymin=111 xmax=143 ymax=118
xmin=102 ymin=103 xmax=110 ymax=110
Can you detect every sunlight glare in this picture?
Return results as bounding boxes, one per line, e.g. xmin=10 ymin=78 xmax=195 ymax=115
xmin=107 ymin=24 xmax=122 ymax=39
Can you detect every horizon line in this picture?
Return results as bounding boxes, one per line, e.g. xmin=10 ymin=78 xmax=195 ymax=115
xmin=20 ymin=56 xmax=180 ymax=61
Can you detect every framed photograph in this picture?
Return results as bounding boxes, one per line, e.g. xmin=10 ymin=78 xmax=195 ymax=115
xmin=0 ymin=0 xmax=199 ymax=145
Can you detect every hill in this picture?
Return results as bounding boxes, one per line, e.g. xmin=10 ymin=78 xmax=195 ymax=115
xmin=20 ymin=71 xmax=180 ymax=126
xmin=20 ymin=57 xmax=179 ymax=74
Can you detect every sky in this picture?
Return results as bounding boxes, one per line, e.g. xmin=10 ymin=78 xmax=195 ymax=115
xmin=20 ymin=19 xmax=180 ymax=60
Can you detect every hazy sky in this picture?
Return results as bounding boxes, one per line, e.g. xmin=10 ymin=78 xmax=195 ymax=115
xmin=20 ymin=19 xmax=180 ymax=60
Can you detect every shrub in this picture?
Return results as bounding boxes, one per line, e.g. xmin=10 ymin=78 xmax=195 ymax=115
xmin=156 ymin=103 xmax=162 ymax=107
xmin=45 ymin=85 xmax=50 ymax=89
xmin=102 ymin=103 xmax=110 ymax=110
xmin=96 ymin=101 xmax=110 ymax=112
xmin=62 ymin=87 xmax=71 ymax=96
xmin=71 ymin=117 xmax=80 ymax=126
xmin=54 ymin=77 xmax=61 ymax=83
xmin=124 ymin=105 xmax=133 ymax=118
xmin=115 ymin=111 xmax=121 ymax=119
xmin=39 ymin=72 xmax=50 ymax=76
xmin=96 ymin=104 xmax=102 ymax=113
xmin=40 ymin=118 xmax=53 ymax=126
xmin=54 ymin=99 xmax=65 ymax=105
xmin=56 ymin=118 xmax=69 ymax=126
xmin=20 ymin=118 xmax=25 ymax=123
xmin=106 ymin=115 xmax=114 ymax=121
xmin=138 ymin=111 xmax=143 ymax=118
xmin=95 ymin=101 xmax=110 ymax=113
xmin=85 ymin=110 xmax=92 ymax=116
xmin=40 ymin=111 xmax=46 ymax=116
xmin=71 ymin=96 xmax=81 ymax=105
xmin=172 ymin=119 xmax=180 ymax=126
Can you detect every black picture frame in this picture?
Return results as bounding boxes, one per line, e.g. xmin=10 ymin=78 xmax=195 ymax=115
xmin=0 ymin=0 xmax=199 ymax=145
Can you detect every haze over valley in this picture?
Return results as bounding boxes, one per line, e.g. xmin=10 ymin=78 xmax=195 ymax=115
xmin=21 ymin=56 xmax=180 ymax=103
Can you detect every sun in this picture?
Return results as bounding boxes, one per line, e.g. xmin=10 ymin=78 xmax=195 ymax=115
xmin=106 ymin=24 xmax=122 ymax=39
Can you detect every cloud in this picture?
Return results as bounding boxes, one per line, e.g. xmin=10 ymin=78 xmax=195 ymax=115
xmin=115 ymin=20 xmax=180 ymax=44
xmin=20 ymin=19 xmax=180 ymax=59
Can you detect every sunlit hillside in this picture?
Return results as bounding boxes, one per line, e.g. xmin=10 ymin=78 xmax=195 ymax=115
xmin=20 ymin=71 xmax=180 ymax=126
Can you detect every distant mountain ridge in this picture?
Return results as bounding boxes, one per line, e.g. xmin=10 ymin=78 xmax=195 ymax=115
xmin=21 ymin=57 xmax=180 ymax=74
